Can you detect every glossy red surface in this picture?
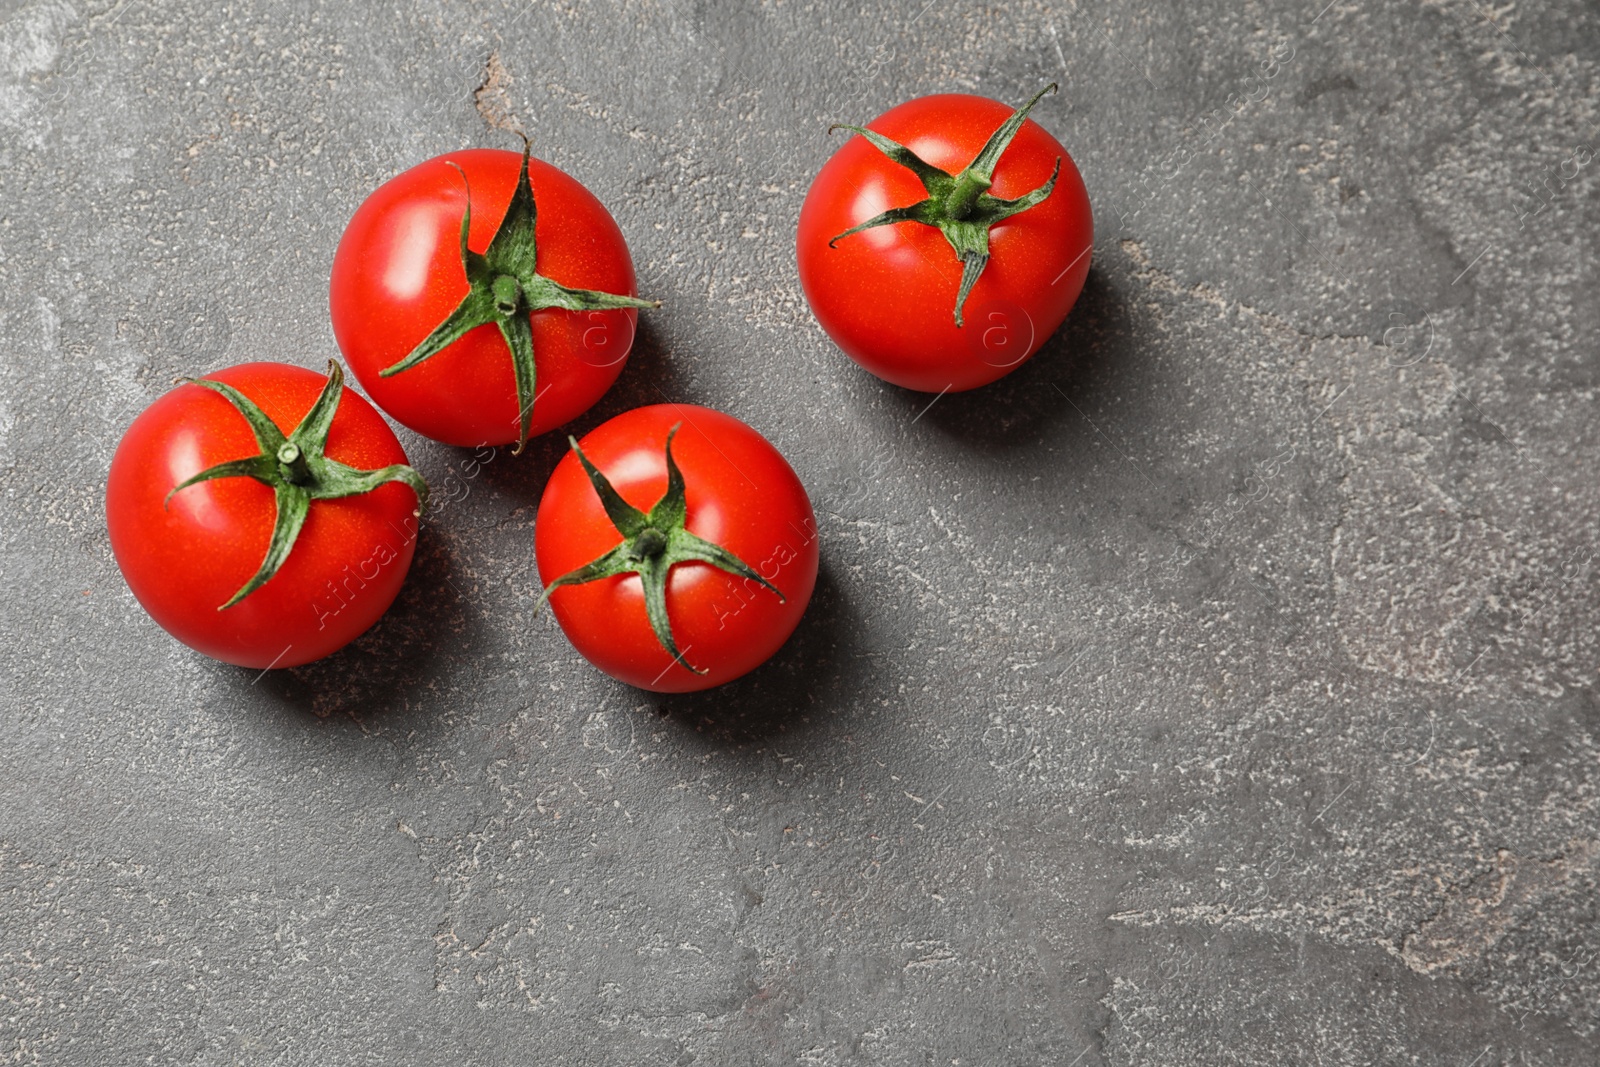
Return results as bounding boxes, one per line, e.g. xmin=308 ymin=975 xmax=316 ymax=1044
xmin=535 ymin=404 xmax=818 ymax=692
xmin=106 ymin=363 xmax=420 ymax=668
xmin=798 ymin=93 xmax=1093 ymax=392
xmin=331 ymin=149 xmax=641 ymax=446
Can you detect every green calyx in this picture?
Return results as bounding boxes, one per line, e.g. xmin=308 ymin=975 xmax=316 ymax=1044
xmin=828 ymin=83 xmax=1062 ymax=327
xmin=538 ymin=424 xmax=784 ymax=676
xmin=166 ymin=361 xmax=429 ymax=609
xmin=379 ymin=137 xmax=661 ymax=453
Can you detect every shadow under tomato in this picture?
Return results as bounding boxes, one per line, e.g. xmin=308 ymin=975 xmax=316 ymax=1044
xmin=590 ymin=317 xmax=686 ymax=419
xmin=879 ymin=266 xmax=1141 ymax=453
xmin=253 ymin=524 xmax=470 ymax=723
xmin=647 ymin=559 xmax=860 ymax=744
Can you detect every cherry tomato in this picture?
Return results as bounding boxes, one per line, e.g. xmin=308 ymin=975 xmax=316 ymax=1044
xmin=797 ymin=86 xmax=1093 ymax=392
xmin=106 ymin=362 xmax=426 ymax=669
xmin=331 ymin=147 xmax=652 ymax=448
xmin=535 ymin=404 xmax=818 ymax=693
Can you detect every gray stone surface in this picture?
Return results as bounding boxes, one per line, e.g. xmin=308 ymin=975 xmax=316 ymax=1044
xmin=2 ymin=0 xmax=1598 ymax=1062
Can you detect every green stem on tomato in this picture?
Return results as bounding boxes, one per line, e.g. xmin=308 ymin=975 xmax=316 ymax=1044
xmin=826 ymin=83 xmax=1062 ymax=326
xmin=377 ymin=137 xmax=661 ymax=453
xmin=537 ymin=424 xmax=783 ymax=675
xmin=166 ymin=361 xmax=428 ymax=609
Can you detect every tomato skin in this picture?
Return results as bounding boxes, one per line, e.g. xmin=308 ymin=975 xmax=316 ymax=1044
xmin=330 ymin=149 xmax=641 ymax=447
xmin=797 ymin=93 xmax=1093 ymax=393
xmin=105 ymin=363 xmax=420 ymax=669
xmin=536 ymin=405 xmax=819 ymax=693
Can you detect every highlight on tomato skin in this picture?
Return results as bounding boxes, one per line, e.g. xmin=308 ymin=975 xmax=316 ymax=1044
xmin=534 ymin=404 xmax=819 ymax=693
xmin=105 ymin=361 xmax=427 ymax=670
xmin=797 ymin=86 xmax=1094 ymax=393
xmin=330 ymin=145 xmax=657 ymax=451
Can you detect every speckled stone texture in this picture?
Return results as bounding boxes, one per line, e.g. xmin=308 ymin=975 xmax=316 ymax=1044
xmin=2 ymin=0 xmax=1598 ymax=1063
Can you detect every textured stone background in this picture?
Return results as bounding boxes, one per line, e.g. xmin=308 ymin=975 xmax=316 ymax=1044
xmin=3 ymin=0 xmax=1598 ymax=1063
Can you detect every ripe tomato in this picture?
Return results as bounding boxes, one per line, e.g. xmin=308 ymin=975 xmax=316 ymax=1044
xmin=797 ymin=85 xmax=1093 ymax=392
xmin=331 ymin=146 xmax=655 ymax=450
xmin=535 ymin=404 xmax=818 ymax=693
xmin=106 ymin=362 xmax=427 ymax=669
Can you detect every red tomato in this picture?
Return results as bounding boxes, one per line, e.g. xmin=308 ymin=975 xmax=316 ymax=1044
xmin=536 ymin=405 xmax=818 ymax=693
xmin=797 ymin=89 xmax=1093 ymax=392
xmin=106 ymin=362 xmax=424 ymax=669
xmin=331 ymin=148 xmax=646 ymax=447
